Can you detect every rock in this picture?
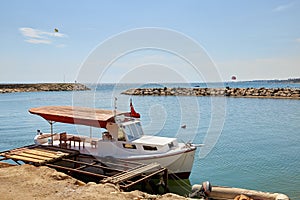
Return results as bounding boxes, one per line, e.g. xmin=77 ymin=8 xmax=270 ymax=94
xmin=87 ymin=182 xmax=97 ymax=186
xmin=121 ymin=87 xmax=300 ymax=99
xmin=51 ymin=171 xmax=71 ymax=180
xmin=75 ymin=180 xmax=86 ymax=186
xmin=0 ymin=83 xmax=90 ymax=93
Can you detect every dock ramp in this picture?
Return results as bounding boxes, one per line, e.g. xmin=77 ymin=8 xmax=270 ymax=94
xmin=102 ymin=162 xmax=168 ymax=191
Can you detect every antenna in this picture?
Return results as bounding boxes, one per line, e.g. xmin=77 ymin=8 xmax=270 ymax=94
xmin=114 ymin=97 xmax=117 ymax=118
xmin=114 ymin=97 xmax=123 ymax=124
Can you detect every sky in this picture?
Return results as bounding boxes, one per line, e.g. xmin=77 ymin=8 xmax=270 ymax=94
xmin=0 ymin=0 xmax=300 ymax=83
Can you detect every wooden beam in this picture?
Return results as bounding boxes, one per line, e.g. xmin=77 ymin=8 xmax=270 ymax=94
xmin=121 ymin=168 xmax=167 ymax=189
xmin=62 ymin=158 xmax=125 ymax=173
xmin=24 ymin=149 xmax=65 ymax=158
xmin=7 ymin=155 xmax=43 ymax=163
xmin=107 ymin=163 xmax=161 ymax=183
xmin=17 ymin=152 xmax=53 ymax=161
xmin=45 ymin=163 xmax=108 ymax=179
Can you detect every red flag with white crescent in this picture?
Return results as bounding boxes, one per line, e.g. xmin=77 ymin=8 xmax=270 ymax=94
xmin=130 ymin=99 xmax=140 ymax=118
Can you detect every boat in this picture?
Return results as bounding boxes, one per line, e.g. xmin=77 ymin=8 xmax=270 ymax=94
xmin=29 ymin=103 xmax=197 ymax=179
xmin=190 ymin=182 xmax=290 ymax=200
xmin=208 ymin=186 xmax=290 ymax=200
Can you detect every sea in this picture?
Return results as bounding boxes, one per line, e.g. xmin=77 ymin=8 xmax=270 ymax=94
xmin=0 ymin=81 xmax=299 ymax=199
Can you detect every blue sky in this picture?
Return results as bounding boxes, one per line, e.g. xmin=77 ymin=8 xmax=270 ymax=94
xmin=0 ymin=0 xmax=299 ymax=83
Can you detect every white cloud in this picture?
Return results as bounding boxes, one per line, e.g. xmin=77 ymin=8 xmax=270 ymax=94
xmin=19 ymin=27 xmax=43 ymax=39
xmin=25 ymin=38 xmax=51 ymax=44
xmin=19 ymin=27 xmax=67 ymax=45
xmin=273 ymin=2 xmax=293 ymax=12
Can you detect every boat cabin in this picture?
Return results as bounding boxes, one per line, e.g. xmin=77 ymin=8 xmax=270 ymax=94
xmin=106 ymin=120 xmax=144 ymax=142
xmin=101 ymin=119 xmax=178 ymax=157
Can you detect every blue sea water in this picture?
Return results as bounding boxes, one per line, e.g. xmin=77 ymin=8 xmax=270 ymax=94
xmin=0 ymin=82 xmax=300 ymax=199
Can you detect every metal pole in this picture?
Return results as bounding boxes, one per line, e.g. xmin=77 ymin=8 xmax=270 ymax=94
xmin=114 ymin=97 xmax=117 ymax=118
xmin=48 ymin=120 xmax=55 ymax=146
xmin=90 ymin=126 xmax=92 ymax=138
xmin=50 ymin=121 xmax=53 ymax=146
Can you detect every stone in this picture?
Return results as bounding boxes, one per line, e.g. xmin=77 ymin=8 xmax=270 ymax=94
xmin=51 ymin=171 xmax=70 ymax=180
xmin=120 ymin=87 xmax=300 ymax=99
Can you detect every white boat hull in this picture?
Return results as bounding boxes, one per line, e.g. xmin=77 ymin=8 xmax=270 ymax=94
xmin=36 ymin=134 xmax=197 ymax=179
xmin=119 ymin=147 xmax=196 ymax=179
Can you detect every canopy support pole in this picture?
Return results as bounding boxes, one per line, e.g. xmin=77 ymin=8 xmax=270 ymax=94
xmin=47 ymin=120 xmax=56 ymax=146
xmin=114 ymin=97 xmax=117 ymax=118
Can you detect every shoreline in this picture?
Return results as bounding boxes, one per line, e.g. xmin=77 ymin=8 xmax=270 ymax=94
xmin=0 ymin=163 xmax=290 ymax=200
xmin=0 ymin=164 xmax=186 ymax=200
xmin=0 ymin=83 xmax=90 ymax=93
xmin=122 ymin=87 xmax=300 ymax=99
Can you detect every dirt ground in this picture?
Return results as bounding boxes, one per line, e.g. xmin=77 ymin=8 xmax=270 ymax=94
xmin=0 ymin=163 xmax=188 ymax=200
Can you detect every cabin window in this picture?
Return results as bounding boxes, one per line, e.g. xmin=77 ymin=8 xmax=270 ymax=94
xmin=123 ymin=143 xmax=136 ymax=149
xmin=143 ymin=145 xmax=158 ymax=151
xmin=123 ymin=122 xmax=144 ymax=141
xmin=135 ymin=122 xmax=144 ymax=135
xmin=168 ymin=142 xmax=174 ymax=149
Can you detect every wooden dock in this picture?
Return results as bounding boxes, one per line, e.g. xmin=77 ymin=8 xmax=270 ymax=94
xmin=102 ymin=162 xmax=168 ymax=191
xmin=0 ymin=145 xmax=168 ymax=192
xmin=0 ymin=145 xmax=77 ymax=165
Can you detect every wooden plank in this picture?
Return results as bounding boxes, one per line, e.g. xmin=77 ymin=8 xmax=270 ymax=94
xmin=17 ymin=152 xmax=53 ymax=161
xmin=33 ymin=148 xmax=70 ymax=156
xmin=9 ymin=148 xmax=28 ymax=155
xmin=0 ymin=145 xmax=70 ymax=164
xmin=115 ymin=163 xmax=160 ymax=180
xmin=7 ymin=155 xmax=44 ymax=163
xmin=103 ymin=163 xmax=161 ymax=184
xmin=23 ymin=149 xmax=63 ymax=158
xmin=121 ymin=168 xmax=167 ymax=189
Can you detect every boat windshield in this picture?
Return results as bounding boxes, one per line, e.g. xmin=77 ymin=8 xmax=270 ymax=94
xmin=122 ymin=122 xmax=144 ymax=141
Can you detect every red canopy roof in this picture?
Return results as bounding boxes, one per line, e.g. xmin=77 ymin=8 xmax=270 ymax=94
xmin=29 ymin=106 xmax=130 ymax=128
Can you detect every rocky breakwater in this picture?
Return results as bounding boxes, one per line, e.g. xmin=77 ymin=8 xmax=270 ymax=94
xmin=0 ymin=83 xmax=90 ymax=93
xmin=122 ymin=87 xmax=300 ymax=99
